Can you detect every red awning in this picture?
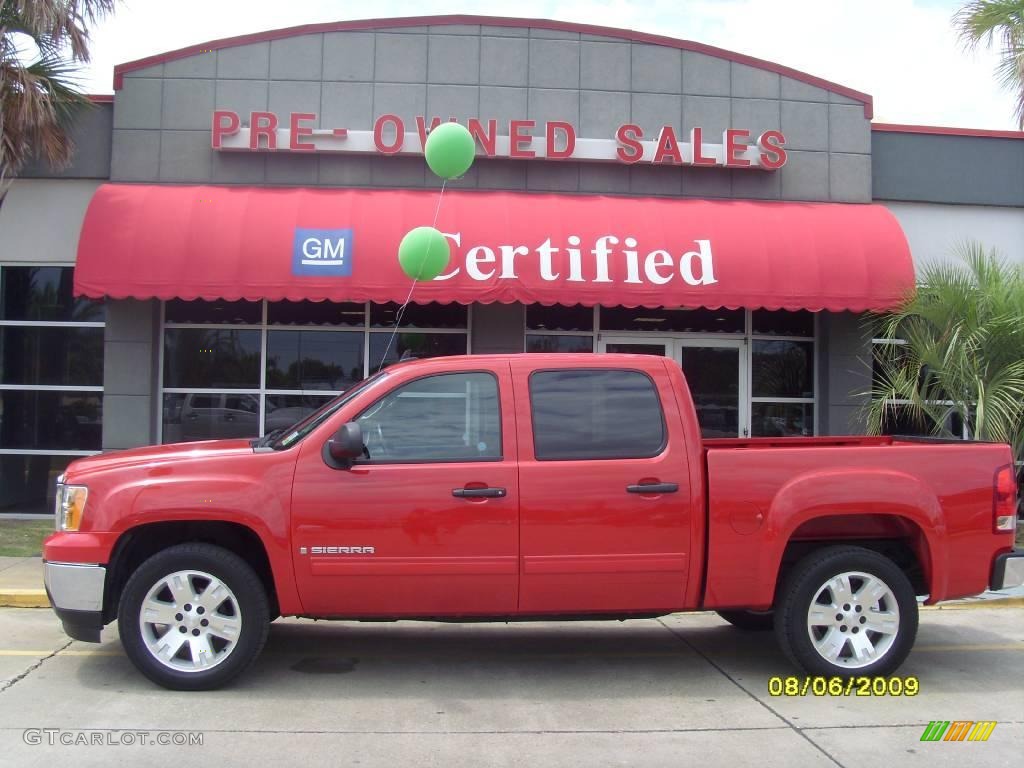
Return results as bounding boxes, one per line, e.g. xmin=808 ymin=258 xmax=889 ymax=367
xmin=74 ymin=184 xmax=914 ymax=312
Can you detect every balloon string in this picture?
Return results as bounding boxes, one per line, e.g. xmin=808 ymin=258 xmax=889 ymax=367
xmin=376 ymin=178 xmax=449 ymax=373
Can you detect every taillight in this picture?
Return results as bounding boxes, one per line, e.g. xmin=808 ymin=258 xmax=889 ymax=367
xmin=993 ymin=464 xmax=1018 ymax=533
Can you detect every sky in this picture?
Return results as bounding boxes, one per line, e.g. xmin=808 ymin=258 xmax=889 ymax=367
xmin=74 ymin=0 xmax=1018 ymax=130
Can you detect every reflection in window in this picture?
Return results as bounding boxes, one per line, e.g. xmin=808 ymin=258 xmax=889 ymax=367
xmin=369 ymin=332 xmax=466 ymax=372
xmin=0 ymin=454 xmax=79 ymax=514
xmin=525 ymin=334 xmax=593 ymax=353
xmin=752 ymin=340 xmax=813 ymax=398
xmin=357 ymin=373 xmax=500 ymax=462
xmin=266 ymin=330 xmax=363 ymax=391
xmin=163 ymin=329 xmax=261 ymax=389
xmin=0 ymin=326 xmax=104 ymax=386
xmin=752 ymin=403 xmax=814 ymax=437
xmin=264 ymin=394 xmax=335 ymax=434
xmin=0 ymin=391 xmax=102 ymax=451
xmin=529 ymin=369 xmax=664 ymax=460
xmin=369 ymin=302 xmax=467 ymax=329
xmin=0 ymin=266 xmax=105 ymax=322
xmin=161 ymin=393 xmax=260 ymax=444
xmin=526 ymin=304 xmax=593 ymax=331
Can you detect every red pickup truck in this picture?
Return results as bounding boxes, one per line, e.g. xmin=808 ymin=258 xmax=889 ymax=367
xmin=44 ymin=354 xmax=1022 ymax=690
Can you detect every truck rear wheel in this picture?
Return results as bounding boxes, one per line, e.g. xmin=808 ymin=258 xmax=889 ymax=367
xmin=774 ymin=546 xmax=918 ymax=677
xmin=117 ymin=543 xmax=269 ymax=690
xmin=716 ymin=610 xmax=774 ymax=631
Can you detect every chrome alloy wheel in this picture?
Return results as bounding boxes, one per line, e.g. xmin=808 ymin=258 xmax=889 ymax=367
xmin=138 ymin=569 xmax=242 ymax=673
xmin=805 ymin=570 xmax=900 ymax=669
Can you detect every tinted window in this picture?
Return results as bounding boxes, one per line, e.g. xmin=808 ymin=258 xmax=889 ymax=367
xmin=356 ymin=373 xmax=500 ymax=462
xmin=0 ymin=266 xmax=105 ymax=322
xmin=163 ymin=329 xmax=261 ymax=388
xmin=529 ymin=369 xmax=665 ymax=460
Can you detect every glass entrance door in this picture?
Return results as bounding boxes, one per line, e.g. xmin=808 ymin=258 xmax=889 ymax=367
xmin=675 ymin=340 xmax=747 ymax=438
xmin=599 ymin=336 xmax=747 ymax=438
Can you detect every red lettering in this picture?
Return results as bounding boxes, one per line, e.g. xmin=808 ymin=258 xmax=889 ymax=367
xmin=690 ymin=127 xmax=716 ymax=166
xmin=289 ymin=112 xmax=316 ymax=152
xmin=546 ymin=121 xmax=576 ymax=159
xmin=211 ymin=110 xmax=240 ymax=149
xmin=615 ymin=124 xmax=644 ymax=163
xmin=416 ymin=116 xmax=443 ymax=148
xmin=374 ymin=114 xmax=404 ymax=154
xmin=653 ymin=126 xmax=683 ymax=164
xmin=468 ymin=118 xmax=497 ymax=156
xmin=724 ymin=129 xmax=751 ymax=167
xmin=249 ymin=112 xmax=278 ymax=150
xmin=758 ymin=130 xmax=787 ymax=170
xmin=509 ymin=120 xmax=536 ymax=158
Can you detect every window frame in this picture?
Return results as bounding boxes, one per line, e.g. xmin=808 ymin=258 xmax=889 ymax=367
xmin=527 ymin=367 xmax=668 ymax=462
xmin=350 ymin=370 xmax=504 ymax=465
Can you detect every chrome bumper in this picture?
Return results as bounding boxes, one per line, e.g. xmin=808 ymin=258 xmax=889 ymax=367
xmin=991 ymin=550 xmax=1024 ymax=591
xmin=44 ymin=561 xmax=106 ymax=612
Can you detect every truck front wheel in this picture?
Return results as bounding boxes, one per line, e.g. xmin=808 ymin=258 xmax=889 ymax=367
xmin=774 ymin=546 xmax=918 ymax=677
xmin=117 ymin=543 xmax=270 ymax=690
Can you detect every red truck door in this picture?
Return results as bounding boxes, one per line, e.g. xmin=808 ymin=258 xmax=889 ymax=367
xmin=290 ymin=363 xmax=519 ymax=616
xmin=512 ymin=358 xmax=693 ymax=614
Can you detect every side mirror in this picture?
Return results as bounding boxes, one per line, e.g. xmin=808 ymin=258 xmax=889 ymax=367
xmin=322 ymin=422 xmax=364 ymax=469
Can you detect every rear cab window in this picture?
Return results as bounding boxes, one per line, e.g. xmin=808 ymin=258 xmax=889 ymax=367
xmin=528 ymin=369 xmax=666 ymax=460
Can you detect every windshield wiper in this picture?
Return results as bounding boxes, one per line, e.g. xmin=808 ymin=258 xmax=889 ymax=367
xmin=254 ymin=428 xmax=285 ymax=449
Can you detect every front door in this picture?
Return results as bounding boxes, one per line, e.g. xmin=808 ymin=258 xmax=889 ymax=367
xmin=290 ymin=366 xmax=519 ymax=617
xmin=599 ymin=336 xmax=748 ymax=437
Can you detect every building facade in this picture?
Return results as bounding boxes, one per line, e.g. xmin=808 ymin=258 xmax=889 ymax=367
xmin=2 ymin=15 xmax=1023 ymax=513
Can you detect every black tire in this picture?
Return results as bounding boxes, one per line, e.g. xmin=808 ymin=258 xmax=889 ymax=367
xmin=716 ymin=609 xmax=774 ymax=631
xmin=774 ymin=545 xmax=918 ymax=677
xmin=118 ymin=543 xmax=270 ymax=690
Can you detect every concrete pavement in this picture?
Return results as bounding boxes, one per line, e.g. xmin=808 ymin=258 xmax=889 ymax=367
xmin=0 ymin=606 xmax=1021 ymax=767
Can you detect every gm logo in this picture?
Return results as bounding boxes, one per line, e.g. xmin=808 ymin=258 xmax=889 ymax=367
xmin=292 ymin=228 xmax=353 ymax=276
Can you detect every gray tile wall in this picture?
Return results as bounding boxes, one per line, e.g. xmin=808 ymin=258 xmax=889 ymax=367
xmin=114 ymin=24 xmax=872 ymax=202
xmin=818 ymin=311 xmax=873 ymax=435
xmin=20 ymin=102 xmax=112 ymax=179
xmin=102 ymin=300 xmax=160 ymax=450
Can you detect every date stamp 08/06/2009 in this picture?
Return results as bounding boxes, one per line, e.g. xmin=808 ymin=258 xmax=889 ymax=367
xmin=767 ymin=676 xmax=920 ymax=697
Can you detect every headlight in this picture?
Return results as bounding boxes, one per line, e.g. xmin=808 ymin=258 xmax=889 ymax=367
xmin=55 ymin=483 xmax=89 ymax=532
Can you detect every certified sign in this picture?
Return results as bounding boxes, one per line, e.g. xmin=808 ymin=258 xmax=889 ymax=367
xmin=292 ymin=228 xmax=353 ymax=277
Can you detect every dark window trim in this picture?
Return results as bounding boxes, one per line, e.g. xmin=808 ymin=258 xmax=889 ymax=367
xmin=527 ymin=367 xmax=668 ymax=462
xmin=350 ymin=369 xmax=504 ymax=466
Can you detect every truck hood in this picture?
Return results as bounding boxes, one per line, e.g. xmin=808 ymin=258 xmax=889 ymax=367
xmin=63 ymin=439 xmax=255 ymax=480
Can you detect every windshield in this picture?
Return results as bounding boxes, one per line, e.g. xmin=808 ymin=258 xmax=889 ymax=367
xmin=269 ymin=372 xmax=389 ymax=450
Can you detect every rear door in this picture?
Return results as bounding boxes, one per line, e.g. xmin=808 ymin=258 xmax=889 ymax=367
xmin=512 ymin=358 xmax=693 ymax=614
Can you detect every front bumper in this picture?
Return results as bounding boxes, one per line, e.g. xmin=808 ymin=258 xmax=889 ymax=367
xmin=43 ymin=561 xmax=106 ymax=643
xmin=991 ymin=550 xmax=1024 ymax=591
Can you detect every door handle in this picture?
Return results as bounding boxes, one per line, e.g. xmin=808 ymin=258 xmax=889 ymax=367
xmin=452 ymin=487 xmax=507 ymax=499
xmin=626 ymin=482 xmax=679 ymax=494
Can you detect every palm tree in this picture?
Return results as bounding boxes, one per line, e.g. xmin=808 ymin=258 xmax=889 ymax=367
xmin=865 ymin=244 xmax=1024 ymax=470
xmin=0 ymin=0 xmax=114 ymax=191
xmin=955 ymin=0 xmax=1024 ymax=128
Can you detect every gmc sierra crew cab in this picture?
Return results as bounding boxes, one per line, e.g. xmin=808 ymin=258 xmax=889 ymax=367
xmin=43 ymin=354 xmax=1024 ymax=690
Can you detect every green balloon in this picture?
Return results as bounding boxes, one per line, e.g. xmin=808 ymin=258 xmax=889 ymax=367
xmin=398 ymin=226 xmax=451 ymax=281
xmin=424 ymin=122 xmax=476 ymax=179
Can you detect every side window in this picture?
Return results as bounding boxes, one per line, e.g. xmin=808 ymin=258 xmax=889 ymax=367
xmin=356 ymin=372 xmax=501 ymax=462
xmin=529 ymin=369 xmax=665 ymax=460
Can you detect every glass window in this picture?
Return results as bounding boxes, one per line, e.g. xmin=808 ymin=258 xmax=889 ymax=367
xmin=752 ymin=403 xmax=814 ymax=437
xmin=268 ymin=300 xmax=365 ymax=326
xmin=752 ymin=340 xmax=813 ymax=398
xmin=264 ymin=394 xmax=335 ymax=434
xmin=0 ymin=391 xmax=102 ymax=451
xmin=163 ymin=329 xmax=261 ymax=388
xmin=370 ymin=302 xmax=467 ymax=329
xmin=369 ymin=332 xmax=466 ymax=372
xmin=0 ymin=454 xmax=79 ymax=514
xmin=164 ymin=299 xmax=262 ymax=325
xmin=0 ymin=266 xmax=105 ymax=322
xmin=161 ymin=392 xmax=260 ymax=444
xmin=0 ymin=326 xmax=104 ymax=386
xmin=266 ymin=330 xmax=363 ymax=391
xmin=356 ymin=372 xmax=501 ymax=462
xmin=526 ymin=304 xmax=593 ymax=331
xmin=600 ymin=306 xmax=744 ymax=333
xmin=529 ymin=369 xmax=664 ymax=460
xmin=752 ymin=310 xmax=814 ymax=337
xmin=525 ymin=334 xmax=593 ymax=353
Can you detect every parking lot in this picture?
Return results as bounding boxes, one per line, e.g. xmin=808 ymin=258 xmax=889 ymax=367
xmin=0 ymin=606 xmax=1021 ymax=767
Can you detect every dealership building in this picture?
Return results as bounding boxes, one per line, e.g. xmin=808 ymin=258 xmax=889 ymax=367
xmin=2 ymin=15 xmax=1023 ymax=513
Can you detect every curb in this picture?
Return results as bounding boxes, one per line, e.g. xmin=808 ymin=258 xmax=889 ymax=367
xmin=923 ymin=596 xmax=1024 ymax=610
xmin=0 ymin=590 xmax=49 ymax=608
